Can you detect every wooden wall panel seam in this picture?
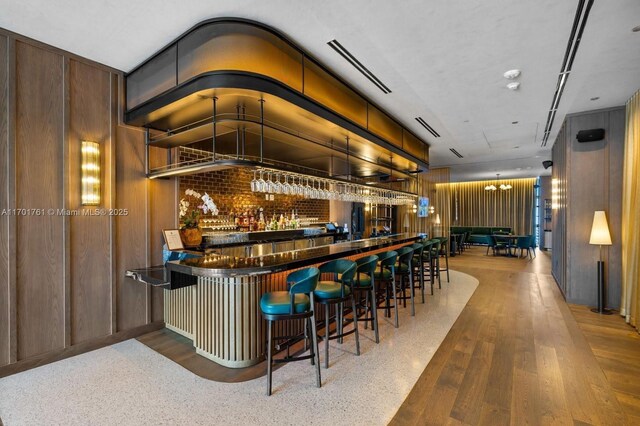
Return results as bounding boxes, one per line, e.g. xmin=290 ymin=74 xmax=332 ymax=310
xmin=62 ymin=56 xmax=71 ymax=348
xmin=7 ymin=36 xmax=17 ymax=364
xmin=110 ymin=72 xmax=118 ymax=334
xmin=0 ymin=34 xmax=10 ymax=366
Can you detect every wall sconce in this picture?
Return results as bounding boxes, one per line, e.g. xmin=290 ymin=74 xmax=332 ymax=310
xmin=412 ymin=204 xmax=417 ymax=214
xmin=364 ymin=203 xmax=370 ymax=212
xmin=551 ymin=178 xmax=559 ymax=209
xmin=429 ymin=205 xmax=435 ymax=215
xmin=81 ymin=141 xmax=101 ymax=206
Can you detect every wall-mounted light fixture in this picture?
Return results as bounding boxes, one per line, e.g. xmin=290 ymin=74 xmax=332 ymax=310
xmin=551 ymin=178 xmax=559 ymax=209
xmin=412 ymin=204 xmax=418 ymax=214
xmin=81 ymin=141 xmax=101 ymax=206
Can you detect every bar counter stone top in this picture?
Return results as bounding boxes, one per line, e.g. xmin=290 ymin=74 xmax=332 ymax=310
xmin=167 ymin=233 xmax=422 ymax=277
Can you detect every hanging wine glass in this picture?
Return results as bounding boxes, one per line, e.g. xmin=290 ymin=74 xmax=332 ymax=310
xmin=250 ymin=170 xmax=258 ymax=192
xmin=255 ymin=170 xmax=265 ymax=192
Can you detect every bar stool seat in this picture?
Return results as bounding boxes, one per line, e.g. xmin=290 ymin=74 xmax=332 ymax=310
xmin=314 ymin=281 xmax=351 ymax=299
xmin=355 ymin=273 xmax=372 ymax=287
xmin=374 ymin=268 xmax=392 ymax=280
xmin=260 ymin=293 xmax=310 ymax=315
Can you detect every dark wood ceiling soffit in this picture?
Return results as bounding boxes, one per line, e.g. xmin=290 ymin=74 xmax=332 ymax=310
xmin=124 ymin=18 xmax=429 ymax=169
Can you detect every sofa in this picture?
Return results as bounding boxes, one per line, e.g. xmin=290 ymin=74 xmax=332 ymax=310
xmin=450 ymin=226 xmax=512 ymax=245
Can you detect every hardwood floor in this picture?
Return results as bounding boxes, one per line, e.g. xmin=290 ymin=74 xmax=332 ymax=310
xmin=391 ymin=246 xmax=640 ymax=425
xmin=570 ymin=304 xmax=640 ymax=423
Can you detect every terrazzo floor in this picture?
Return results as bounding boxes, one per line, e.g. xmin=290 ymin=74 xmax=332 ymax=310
xmin=0 ymin=270 xmax=478 ymax=426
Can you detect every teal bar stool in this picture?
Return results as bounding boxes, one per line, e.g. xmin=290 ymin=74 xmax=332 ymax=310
xmin=314 ymin=259 xmax=358 ymax=368
xmin=410 ymin=242 xmax=426 ymax=304
xmin=353 ymin=255 xmax=380 ymax=343
xmin=421 ymin=239 xmax=436 ymax=295
xmin=428 ymin=239 xmax=442 ymax=291
xmin=260 ymin=267 xmax=321 ymax=396
xmin=374 ymin=250 xmax=399 ymax=328
xmin=436 ymin=237 xmax=450 ymax=283
xmin=394 ymin=246 xmax=416 ymax=316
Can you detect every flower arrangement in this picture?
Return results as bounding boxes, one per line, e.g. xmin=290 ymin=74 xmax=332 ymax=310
xmin=179 ymin=189 xmax=219 ymax=230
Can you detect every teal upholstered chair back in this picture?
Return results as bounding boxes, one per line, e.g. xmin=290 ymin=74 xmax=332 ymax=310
xmin=515 ymin=236 xmax=531 ymax=250
xmin=356 ymin=255 xmax=379 ymax=275
xmin=319 ymin=259 xmax=357 ymax=284
xmin=396 ymin=246 xmax=414 ymax=266
xmin=410 ymin=243 xmax=424 ymax=257
xmin=430 ymin=239 xmax=441 ymax=251
xmin=528 ymin=235 xmax=537 ymax=249
xmin=377 ymin=250 xmax=398 ymax=267
xmin=286 ymin=267 xmax=320 ymax=295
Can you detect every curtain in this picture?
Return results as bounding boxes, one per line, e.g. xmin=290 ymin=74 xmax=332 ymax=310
xmin=621 ymin=90 xmax=640 ymax=331
xmin=446 ymin=178 xmax=536 ymax=235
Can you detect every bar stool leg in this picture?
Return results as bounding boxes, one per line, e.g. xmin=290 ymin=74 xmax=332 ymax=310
xmin=310 ymin=309 xmax=321 ymax=388
xmin=364 ymin=291 xmax=369 ymax=330
xmin=324 ymin=304 xmax=330 ymax=369
xmin=419 ymin=259 xmax=425 ymax=303
xmin=444 ymin=245 xmax=450 ymax=283
xmin=392 ymin=272 xmax=399 ymax=328
xmin=370 ymin=281 xmax=379 ymax=343
xmin=409 ymin=269 xmax=415 ymax=316
xmin=436 ymin=255 xmax=442 ymax=289
xmin=401 ymin=274 xmax=407 ymax=308
xmin=338 ymin=302 xmax=343 ymax=344
xmin=307 ymin=318 xmax=314 ymax=365
xmin=351 ymin=292 xmax=361 ymax=356
xmin=429 ymin=256 xmax=435 ymax=295
xmin=266 ymin=320 xmax=273 ymax=396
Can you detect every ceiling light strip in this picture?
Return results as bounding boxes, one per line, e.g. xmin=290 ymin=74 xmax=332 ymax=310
xmin=541 ymin=0 xmax=594 ymax=147
xmin=415 ymin=117 xmax=441 ymax=138
xmin=327 ymin=39 xmax=392 ymax=94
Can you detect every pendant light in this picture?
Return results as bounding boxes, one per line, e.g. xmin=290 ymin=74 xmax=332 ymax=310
xmin=485 ymin=174 xmax=512 ymax=191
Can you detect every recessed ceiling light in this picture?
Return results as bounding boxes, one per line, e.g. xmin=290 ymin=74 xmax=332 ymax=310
xmin=632 ymin=25 xmax=640 ymax=32
xmin=503 ymin=69 xmax=521 ymax=79
xmin=507 ymin=82 xmax=520 ymax=91
xmin=513 ymin=146 xmax=520 ymax=149
xmin=512 ymin=121 xmax=519 ymax=124
xmin=516 ymin=167 xmax=523 ymax=171
xmin=590 ymin=96 xmax=600 ymax=101
xmin=526 ymin=166 xmax=532 ymax=169
xmin=463 ymin=120 xmax=469 ymax=123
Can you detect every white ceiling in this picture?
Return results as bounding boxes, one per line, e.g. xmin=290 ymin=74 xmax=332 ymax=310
xmin=1 ymin=0 xmax=639 ymax=181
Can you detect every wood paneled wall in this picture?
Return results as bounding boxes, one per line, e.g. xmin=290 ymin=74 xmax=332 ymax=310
xmin=0 ymin=28 xmax=175 ymax=374
xmin=551 ymin=107 xmax=625 ymax=307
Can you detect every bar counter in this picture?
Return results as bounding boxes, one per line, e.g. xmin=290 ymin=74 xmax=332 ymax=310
xmin=157 ymin=233 xmax=421 ymax=368
xmin=168 ymin=233 xmax=421 ymax=277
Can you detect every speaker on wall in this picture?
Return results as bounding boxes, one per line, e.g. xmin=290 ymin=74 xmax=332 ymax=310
xmin=542 ymin=160 xmax=553 ymax=169
xmin=576 ymin=128 xmax=605 ymax=143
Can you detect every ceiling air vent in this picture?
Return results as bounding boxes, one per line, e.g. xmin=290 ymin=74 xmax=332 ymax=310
xmin=327 ymin=39 xmax=392 ymax=94
xmin=449 ymin=148 xmax=464 ymax=158
xmin=415 ymin=117 xmax=441 ymax=138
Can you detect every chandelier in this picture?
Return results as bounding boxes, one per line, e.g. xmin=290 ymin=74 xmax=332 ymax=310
xmin=485 ymin=174 xmax=512 ymax=191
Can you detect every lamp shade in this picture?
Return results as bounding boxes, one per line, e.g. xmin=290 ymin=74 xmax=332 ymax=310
xmin=589 ymin=211 xmax=612 ymax=245
xmin=435 ymin=213 xmax=441 ymax=225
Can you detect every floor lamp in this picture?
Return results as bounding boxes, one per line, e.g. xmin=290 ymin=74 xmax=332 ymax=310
xmin=589 ymin=211 xmax=613 ymax=314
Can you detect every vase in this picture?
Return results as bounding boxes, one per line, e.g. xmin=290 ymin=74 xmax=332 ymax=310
xmin=180 ymin=227 xmax=202 ymax=247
